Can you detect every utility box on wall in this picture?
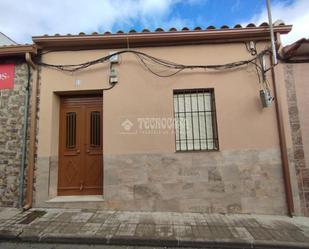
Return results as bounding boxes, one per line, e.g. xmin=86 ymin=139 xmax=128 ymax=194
xmin=0 ymin=64 xmax=14 ymax=89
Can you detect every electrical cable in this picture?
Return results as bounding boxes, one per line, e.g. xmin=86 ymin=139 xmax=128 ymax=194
xmin=36 ymin=49 xmax=271 ymax=77
xmin=102 ymin=82 xmax=117 ymax=91
xmin=135 ymin=53 xmax=185 ymax=77
xmin=36 ymin=48 xmax=275 ymax=94
xmin=35 ymin=47 xmax=278 ymax=104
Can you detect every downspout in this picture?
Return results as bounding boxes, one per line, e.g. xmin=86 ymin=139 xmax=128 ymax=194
xmin=266 ymin=0 xmax=294 ymax=216
xmin=23 ymin=53 xmax=37 ymax=210
xmin=18 ymin=61 xmax=31 ymax=209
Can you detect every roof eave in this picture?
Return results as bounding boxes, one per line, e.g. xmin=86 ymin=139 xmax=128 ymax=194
xmin=0 ymin=45 xmax=37 ymax=58
xmin=282 ymin=38 xmax=309 ymax=60
xmin=32 ymin=25 xmax=292 ymax=50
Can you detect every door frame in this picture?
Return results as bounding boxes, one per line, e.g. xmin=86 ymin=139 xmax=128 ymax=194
xmin=57 ymin=94 xmax=103 ymax=196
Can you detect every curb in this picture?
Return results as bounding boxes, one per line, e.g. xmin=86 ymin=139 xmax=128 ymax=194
xmin=1 ymin=233 xmax=308 ymax=249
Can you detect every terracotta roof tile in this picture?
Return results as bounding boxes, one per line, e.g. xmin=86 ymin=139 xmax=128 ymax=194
xmin=33 ymin=22 xmax=288 ymax=38
xmin=274 ymin=20 xmax=285 ymax=26
xmin=246 ymin=23 xmax=256 ymax=27
xmin=260 ymin=22 xmax=269 ymax=27
xmin=31 ymin=21 xmax=292 ymax=49
xmin=221 ymin=25 xmax=229 ymax=29
xmin=194 ymin=26 xmax=202 ymax=30
xmin=282 ymin=38 xmax=309 ymax=60
xmin=155 ymin=28 xmax=164 ymax=32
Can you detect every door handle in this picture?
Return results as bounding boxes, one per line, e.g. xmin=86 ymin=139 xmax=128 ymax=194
xmin=80 ymin=181 xmax=84 ymax=190
xmin=76 ymin=150 xmax=80 ymax=154
xmin=86 ymin=149 xmax=90 ymax=153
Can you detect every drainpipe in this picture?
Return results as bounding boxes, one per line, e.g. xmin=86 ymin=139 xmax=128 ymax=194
xmin=23 ymin=53 xmax=37 ymax=210
xmin=18 ymin=62 xmax=31 ymax=209
xmin=266 ymin=0 xmax=294 ymax=216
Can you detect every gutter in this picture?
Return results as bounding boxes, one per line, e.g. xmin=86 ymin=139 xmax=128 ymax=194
xmin=32 ymin=26 xmax=292 ymax=50
xmin=0 ymin=45 xmax=37 ymax=57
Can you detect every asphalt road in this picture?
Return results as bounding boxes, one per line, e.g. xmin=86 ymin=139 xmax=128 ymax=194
xmin=0 ymin=242 xmax=188 ymax=249
xmin=1 ymin=242 xmax=168 ymax=249
xmin=0 ymin=242 xmax=282 ymax=249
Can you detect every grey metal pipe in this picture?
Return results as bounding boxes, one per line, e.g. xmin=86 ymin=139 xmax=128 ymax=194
xmin=266 ymin=0 xmax=294 ymax=216
xmin=18 ymin=63 xmax=31 ymax=209
xmin=266 ymin=0 xmax=278 ymax=65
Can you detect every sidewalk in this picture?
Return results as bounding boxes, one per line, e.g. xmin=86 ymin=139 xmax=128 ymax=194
xmin=0 ymin=208 xmax=309 ymax=248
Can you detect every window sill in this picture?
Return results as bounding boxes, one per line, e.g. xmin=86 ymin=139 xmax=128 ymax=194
xmin=175 ymin=149 xmax=220 ymax=153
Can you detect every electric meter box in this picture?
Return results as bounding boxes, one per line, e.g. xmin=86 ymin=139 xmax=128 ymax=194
xmin=260 ymin=89 xmax=273 ymax=108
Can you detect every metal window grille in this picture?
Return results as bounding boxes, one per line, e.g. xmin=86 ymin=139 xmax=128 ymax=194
xmin=66 ymin=112 xmax=76 ymax=149
xmin=90 ymin=111 xmax=101 ymax=147
xmin=173 ymin=88 xmax=219 ymax=151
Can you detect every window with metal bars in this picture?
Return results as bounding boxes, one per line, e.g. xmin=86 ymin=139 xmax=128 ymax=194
xmin=173 ymin=89 xmax=219 ymax=151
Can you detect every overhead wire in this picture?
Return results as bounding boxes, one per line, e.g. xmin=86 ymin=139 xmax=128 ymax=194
xmin=35 ymin=48 xmax=276 ymax=94
xmin=35 ymin=48 xmax=276 ymax=98
xmin=134 ymin=53 xmax=185 ymax=77
xmin=35 ymin=49 xmax=272 ymax=77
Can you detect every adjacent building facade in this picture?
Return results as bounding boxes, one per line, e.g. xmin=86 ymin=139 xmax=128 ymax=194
xmin=0 ymin=43 xmax=37 ymax=207
xmin=0 ymin=32 xmax=17 ymax=46
xmin=282 ymin=39 xmax=309 ymax=215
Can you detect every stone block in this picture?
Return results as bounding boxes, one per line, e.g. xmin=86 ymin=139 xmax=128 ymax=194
xmin=133 ymin=184 xmax=161 ymax=200
xmin=105 ymin=185 xmax=134 ymax=201
xmin=34 ymin=149 xmax=287 ymax=215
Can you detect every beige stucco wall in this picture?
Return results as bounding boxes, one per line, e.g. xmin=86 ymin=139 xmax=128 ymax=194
xmin=34 ymin=42 xmax=298 ymax=215
xmin=38 ymin=44 xmax=282 ymax=156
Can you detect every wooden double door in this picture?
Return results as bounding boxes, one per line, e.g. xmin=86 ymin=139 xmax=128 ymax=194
xmin=58 ymin=96 xmax=103 ymax=196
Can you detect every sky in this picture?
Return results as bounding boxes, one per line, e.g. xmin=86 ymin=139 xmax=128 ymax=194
xmin=0 ymin=0 xmax=308 ymax=46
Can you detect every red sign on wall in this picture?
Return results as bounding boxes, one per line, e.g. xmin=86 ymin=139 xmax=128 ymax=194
xmin=0 ymin=64 xmax=14 ymax=89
